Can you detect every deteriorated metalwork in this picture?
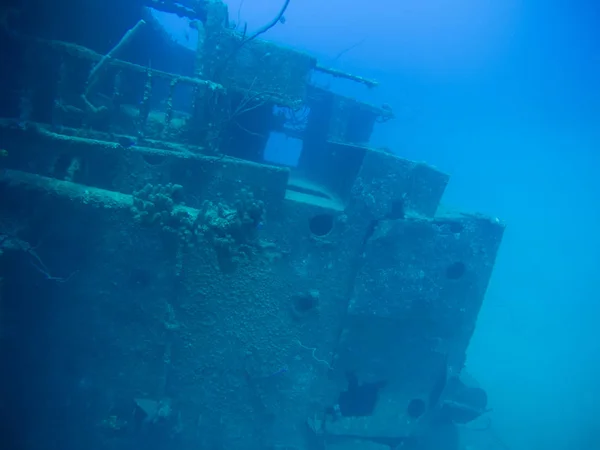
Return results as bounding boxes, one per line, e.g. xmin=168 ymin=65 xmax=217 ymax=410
xmin=0 ymin=1 xmax=505 ymax=450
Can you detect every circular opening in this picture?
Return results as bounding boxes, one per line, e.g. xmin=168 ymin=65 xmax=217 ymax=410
xmin=291 ymin=291 xmax=319 ymax=317
xmin=446 ymin=262 xmax=466 ymax=280
xmin=387 ymin=199 xmax=405 ymax=220
xmin=407 ymin=398 xmax=426 ymax=419
xmin=294 ymin=295 xmax=316 ymax=312
xmin=309 ymin=213 xmax=334 ymax=236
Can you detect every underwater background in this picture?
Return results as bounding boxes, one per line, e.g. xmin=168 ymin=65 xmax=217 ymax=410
xmin=171 ymin=1 xmax=599 ymax=448
xmin=0 ymin=0 xmax=598 ymax=449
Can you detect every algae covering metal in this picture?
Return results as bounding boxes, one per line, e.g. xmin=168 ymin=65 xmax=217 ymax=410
xmin=0 ymin=1 xmax=506 ymax=450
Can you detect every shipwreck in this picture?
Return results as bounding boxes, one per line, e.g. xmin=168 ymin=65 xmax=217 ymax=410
xmin=0 ymin=1 xmax=505 ymax=450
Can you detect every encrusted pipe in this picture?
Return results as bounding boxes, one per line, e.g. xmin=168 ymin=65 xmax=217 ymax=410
xmin=137 ymin=66 xmax=153 ymax=133
xmin=164 ymin=78 xmax=177 ymax=130
xmin=144 ymin=0 xmax=207 ymax=21
xmin=85 ymin=19 xmax=146 ymax=94
xmin=314 ymin=64 xmax=379 ymax=88
xmin=189 ymin=20 xmax=205 ymax=119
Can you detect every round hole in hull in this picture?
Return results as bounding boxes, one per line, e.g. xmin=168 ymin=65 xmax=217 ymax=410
xmin=446 ymin=262 xmax=466 ymax=280
xmin=309 ymin=213 xmax=334 ymax=236
xmin=407 ymin=398 xmax=426 ymax=419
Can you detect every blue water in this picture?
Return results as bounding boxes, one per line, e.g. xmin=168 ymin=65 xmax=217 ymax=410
xmin=1 ymin=1 xmax=598 ymax=449
xmin=159 ymin=1 xmax=600 ymax=448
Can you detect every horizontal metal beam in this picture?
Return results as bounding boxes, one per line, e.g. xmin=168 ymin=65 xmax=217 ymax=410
xmin=143 ymin=0 xmax=208 ymax=22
